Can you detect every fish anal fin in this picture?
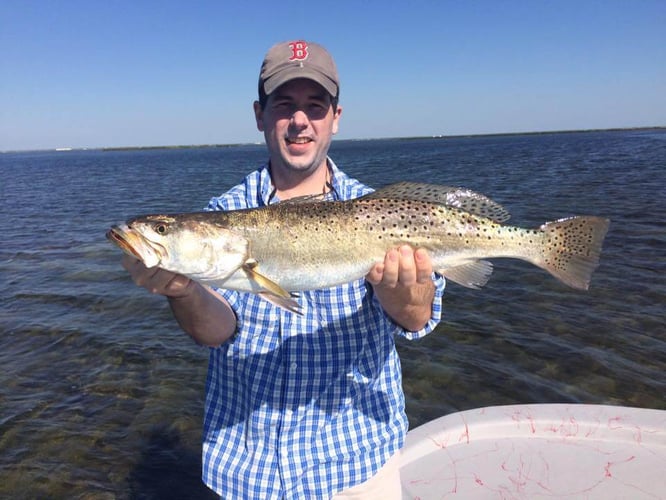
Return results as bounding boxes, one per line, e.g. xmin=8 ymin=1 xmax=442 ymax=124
xmin=364 ymin=182 xmax=510 ymax=223
xmin=439 ymin=260 xmax=494 ymax=289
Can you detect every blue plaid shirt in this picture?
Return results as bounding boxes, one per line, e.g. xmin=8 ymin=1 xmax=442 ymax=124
xmin=201 ymin=159 xmax=445 ymax=498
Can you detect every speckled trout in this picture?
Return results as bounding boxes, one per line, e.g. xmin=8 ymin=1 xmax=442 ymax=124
xmin=107 ymin=182 xmax=609 ymax=312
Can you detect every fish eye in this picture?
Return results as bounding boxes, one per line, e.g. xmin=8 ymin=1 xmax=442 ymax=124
xmin=154 ymin=223 xmax=168 ymax=235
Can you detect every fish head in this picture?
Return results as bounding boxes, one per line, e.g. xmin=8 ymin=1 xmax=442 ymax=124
xmin=107 ymin=214 xmax=249 ymax=282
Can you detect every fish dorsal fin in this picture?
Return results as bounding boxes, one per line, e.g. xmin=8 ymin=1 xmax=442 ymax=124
xmin=438 ymin=260 xmax=494 ymax=289
xmin=364 ymin=182 xmax=511 ymax=223
xmin=242 ymin=259 xmax=301 ymax=314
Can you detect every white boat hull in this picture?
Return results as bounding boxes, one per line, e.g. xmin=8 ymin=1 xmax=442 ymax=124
xmin=401 ymin=404 xmax=665 ymax=499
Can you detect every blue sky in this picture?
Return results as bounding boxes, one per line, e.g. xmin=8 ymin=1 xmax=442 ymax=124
xmin=2 ymin=1 xmax=664 ymax=151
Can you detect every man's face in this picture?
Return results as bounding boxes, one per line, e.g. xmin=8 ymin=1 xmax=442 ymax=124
xmin=255 ymin=78 xmax=341 ymax=176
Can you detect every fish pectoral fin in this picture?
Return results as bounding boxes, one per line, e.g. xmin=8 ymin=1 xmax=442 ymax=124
xmin=439 ymin=260 xmax=494 ymax=289
xmin=258 ymin=292 xmax=302 ymax=315
xmin=242 ymin=261 xmax=301 ymax=314
xmin=242 ymin=260 xmax=290 ymax=297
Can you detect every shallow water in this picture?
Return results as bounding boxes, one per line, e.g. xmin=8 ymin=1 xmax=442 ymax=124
xmin=1 ymin=130 xmax=664 ymax=497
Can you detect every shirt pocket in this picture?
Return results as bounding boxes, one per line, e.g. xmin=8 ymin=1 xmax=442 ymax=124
xmin=308 ymin=280 xmax=368 ymax=326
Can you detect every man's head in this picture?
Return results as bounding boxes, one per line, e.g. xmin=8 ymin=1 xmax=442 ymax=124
xmin=254 ymin=41 xmax=342 ymax=180
xmin=257 ymin=40 xmax=339 ymax=109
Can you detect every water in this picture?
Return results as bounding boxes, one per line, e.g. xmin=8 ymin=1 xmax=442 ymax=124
xmin=1 ymin=130 xmax=664 ymax=498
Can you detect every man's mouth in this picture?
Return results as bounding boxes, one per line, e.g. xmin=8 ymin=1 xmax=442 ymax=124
xmin=286 ymin=137 xmax=312 ymax=145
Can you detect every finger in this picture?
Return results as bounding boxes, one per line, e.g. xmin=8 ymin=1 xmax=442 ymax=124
xmin=365 ymin=262 xmax=384 ymax=286
xmin=121 ymin=254 xmax=141 ymax=271
xmin=144 ymin=268 xmax=171 ymax=292
xmin=122 ymin=255 xmax=156 ymax=280
xmin=414 ymin=248 xmax=433 ymax=284
xmin=121 ymin=256 xmax=152 ymax=286
xmin=162 ymin=273 xmax=193 ymax=297
xmin=124 ymin=256 xmax=164 ymax=290
xmin=397 ymin=245 xmax=417 ymax=287
xmin=380 ymin=248 xmax=400 ymax=288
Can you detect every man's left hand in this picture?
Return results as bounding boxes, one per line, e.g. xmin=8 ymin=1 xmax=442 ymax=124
xmin=365 ymin=245 xmax=436 ymax=331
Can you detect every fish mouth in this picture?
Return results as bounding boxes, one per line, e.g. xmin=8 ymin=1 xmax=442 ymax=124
xmin=106 ymin=224 xmax=165 ymax=267
xmin=107 ymin=225 xmax=143 ymax=259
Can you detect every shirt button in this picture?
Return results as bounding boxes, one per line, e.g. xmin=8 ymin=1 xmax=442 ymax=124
xmin=290 ymin=362 xmax=298 ymax=369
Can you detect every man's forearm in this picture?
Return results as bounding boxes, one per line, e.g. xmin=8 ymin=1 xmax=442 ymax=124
xmin=168 ymin=284 xmax=236 ymax=347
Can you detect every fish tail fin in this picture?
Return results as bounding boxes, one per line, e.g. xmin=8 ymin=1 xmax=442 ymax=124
xmin=537 ymin=216 xmax=610 ymax=290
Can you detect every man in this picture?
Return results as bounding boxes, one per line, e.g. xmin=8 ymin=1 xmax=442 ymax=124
xmin=122 ymin=40 xmax=445 ymax=498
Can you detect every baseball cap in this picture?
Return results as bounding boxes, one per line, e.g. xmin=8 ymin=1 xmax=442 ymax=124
xmin=259 ymin=40 xmax=339 ymax=98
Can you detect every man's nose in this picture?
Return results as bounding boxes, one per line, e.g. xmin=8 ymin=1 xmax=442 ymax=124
xmin=290 ymin=109 xmax=309 ymax=127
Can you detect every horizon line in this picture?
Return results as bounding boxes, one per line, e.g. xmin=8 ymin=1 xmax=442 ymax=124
xmin=3 ymin=126 xmax=664 ymax=154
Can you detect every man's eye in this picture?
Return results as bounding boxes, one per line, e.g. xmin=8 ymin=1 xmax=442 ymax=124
xmin=309 ymin=103 xmax=329 ymax=117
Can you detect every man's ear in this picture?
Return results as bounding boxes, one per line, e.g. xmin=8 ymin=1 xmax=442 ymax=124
xmin=332 ymin=105 xmax=342 ymax=135
xmin=253 ymin=101 xmax=264 ymax=132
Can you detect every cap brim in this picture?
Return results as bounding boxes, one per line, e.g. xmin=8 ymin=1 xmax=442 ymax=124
xmin=263 ymin=67 xmax=338 ymax=97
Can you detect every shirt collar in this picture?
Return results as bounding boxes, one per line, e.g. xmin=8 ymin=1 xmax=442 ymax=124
xmin=258 ymin=157 xmax=344 ymax=205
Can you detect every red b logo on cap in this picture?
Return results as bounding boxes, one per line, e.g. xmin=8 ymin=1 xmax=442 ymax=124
xmin=288 ymin=41 xmax=308 ymax=61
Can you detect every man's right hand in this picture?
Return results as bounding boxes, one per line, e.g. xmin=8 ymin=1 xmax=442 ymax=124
xmin=122 ymin=255 xmax=194 ymax=298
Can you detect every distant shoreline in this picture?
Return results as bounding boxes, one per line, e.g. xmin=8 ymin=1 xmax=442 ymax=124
xmin=3 ymin=126 xmax=664 ymax=154
xmin=99 ymin=126 xmax=666 ymax=151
